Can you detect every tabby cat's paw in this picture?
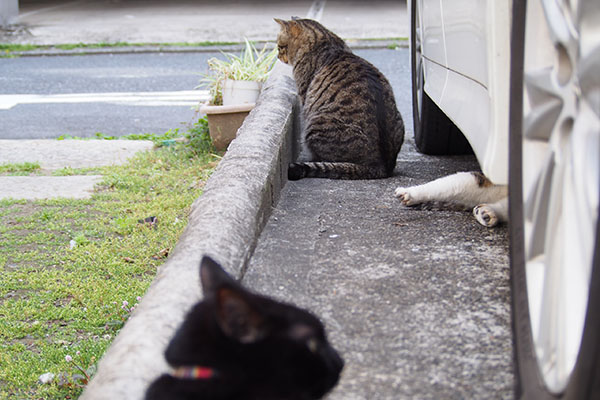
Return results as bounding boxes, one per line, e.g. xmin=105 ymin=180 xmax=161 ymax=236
xmin=288 ymin=163 xmax=305 ymax=181
xmin=473 ymin=204 xmax=498 ymax=227
xmin=394 ymin=187 xmax=417 ymax=206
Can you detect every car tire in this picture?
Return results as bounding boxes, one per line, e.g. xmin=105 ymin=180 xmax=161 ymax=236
xmin=509 ymin=1 xmax=600 ymax=399
xmin=409 ymin=0 xmax=472 ymax=155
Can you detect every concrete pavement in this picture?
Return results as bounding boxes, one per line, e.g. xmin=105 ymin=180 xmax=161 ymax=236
xmin=0 ymin=139 xmax=154 ymax=170
xmin=0 ymin=139 xmax=153 ymax=199
xmin=2 ymin=0 xmax=407 ymax=47
xmin=246 ymin=152 xmax=513 ymax=399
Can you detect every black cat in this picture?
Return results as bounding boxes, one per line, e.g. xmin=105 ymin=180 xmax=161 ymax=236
xmin=146 ymin=256 xmax=344 ymax=400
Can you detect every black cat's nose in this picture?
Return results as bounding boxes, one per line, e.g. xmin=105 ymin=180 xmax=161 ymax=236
xmin=333 ymin=350 xmax=344 ymax=375
xmin=310 ymin=345 xmax=345 ymax=399
xmin=325 ymin=345 xmax=344 ymax=376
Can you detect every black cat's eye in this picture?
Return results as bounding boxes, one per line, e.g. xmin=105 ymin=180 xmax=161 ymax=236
xmin=307 ymin=338 xmax=319 ymax=354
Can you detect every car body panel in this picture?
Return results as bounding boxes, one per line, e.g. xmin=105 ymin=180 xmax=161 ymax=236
xmin=421 ymin=0 xmax=446 ymax=67
xmin=418 ymin=0 xmax=511 ymax=184
xmin=442 ymin=0 xmax=488 ymax=88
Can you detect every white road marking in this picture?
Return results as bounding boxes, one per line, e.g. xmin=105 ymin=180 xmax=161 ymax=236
xmin=0 ymin=90 xmax=210 ymax=110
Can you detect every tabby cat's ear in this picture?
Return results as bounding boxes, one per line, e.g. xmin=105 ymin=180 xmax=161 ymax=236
xmin=274 ymin=18 xmax=302 ymax=36
xmin=215 ymin=287 xmax=268 ymax=344
xmin=199 ymin=255 xmax=236 ymax=298
xmin=274 ymin=18 xmax=288 ymax=28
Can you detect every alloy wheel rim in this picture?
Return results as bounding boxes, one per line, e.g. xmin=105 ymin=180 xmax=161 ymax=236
xmin=521 ymin=0 xmax=600 ymax=393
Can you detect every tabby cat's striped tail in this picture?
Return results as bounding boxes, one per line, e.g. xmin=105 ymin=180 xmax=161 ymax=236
xmin=288 ymin=162 xmax=389 ymax=180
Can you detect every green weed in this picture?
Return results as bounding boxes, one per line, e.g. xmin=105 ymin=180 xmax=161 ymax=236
xmin=0 ymin=162 xmax=41 ymax=175
xmin=0 ymin=141 xmax=218 ymax=398
xmin=185 ymin=117 xmax=215 ymax=156
xmin=0 ymin=41 xmax=241 ymax=58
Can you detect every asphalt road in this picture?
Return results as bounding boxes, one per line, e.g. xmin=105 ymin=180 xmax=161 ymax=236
xmin=0 ymin=48 xmax=409 ymax=139
xmin=0 ymin=52 xmax=220 ymax=139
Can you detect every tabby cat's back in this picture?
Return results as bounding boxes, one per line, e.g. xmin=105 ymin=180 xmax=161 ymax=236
xmin=275 ymin=18 xmax=404 ymax=180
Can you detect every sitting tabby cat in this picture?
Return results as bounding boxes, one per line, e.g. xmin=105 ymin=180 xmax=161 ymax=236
xmin=394 ymin=172 xmax=508 ymax=227
xmin=275 ymin=18 xmax=404 ymax=180
xmin=146 ymin=256 xmax=344 ymax=400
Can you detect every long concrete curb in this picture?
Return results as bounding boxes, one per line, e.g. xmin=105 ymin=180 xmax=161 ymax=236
xmin=80 ymin=61 xmax=298 ymax=400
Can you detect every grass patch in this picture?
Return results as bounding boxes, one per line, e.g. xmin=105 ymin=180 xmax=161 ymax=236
xmin=52 ymin=41 xmax=240 ymax=50
xmin=0 ymin=121 xmax=219 ymax=398
xmin=1 ymin=41 xmax=241 ymax=57
xmin=386 ymin=41 xmax=408 ymax=50
xmin=57 ymin=129 xmax=183 ymax=145
xmin=0 ymin=43 xmax=38 ymax=51
xmin=57 ymin=117 xmax=215 ymax=155
xmin=0 ymin=162 xmax=41 ymax=176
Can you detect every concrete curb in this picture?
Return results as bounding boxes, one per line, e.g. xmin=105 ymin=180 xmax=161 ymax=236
xmin=80 ymin=61 xmax=298 ymax=400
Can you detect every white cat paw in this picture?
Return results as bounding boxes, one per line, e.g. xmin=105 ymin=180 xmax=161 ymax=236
xmin=394 ymin=187 xmax=417 ymax=206
xmin=473 ymin=204 xmax=498 ymax=227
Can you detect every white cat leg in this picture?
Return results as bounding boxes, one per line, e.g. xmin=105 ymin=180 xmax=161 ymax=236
xmin=394 ymin=172 xmax=507 ymax=208
xmin=473 ymin=197 xmax=508 ymax=227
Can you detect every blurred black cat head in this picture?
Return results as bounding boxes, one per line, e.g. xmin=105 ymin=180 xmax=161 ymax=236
xmin=146 ymin=255 xmax=344 ymax=400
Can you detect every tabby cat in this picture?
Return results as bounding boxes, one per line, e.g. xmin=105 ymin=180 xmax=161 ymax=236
xmin=146 ymin=256 xmax=344 ymax=400
xmin=275 ymin=18 xmax=404 ymax=180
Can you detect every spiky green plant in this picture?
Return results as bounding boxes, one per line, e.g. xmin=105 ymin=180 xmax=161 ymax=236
xmin=198 ymin=39 xmax=278 ymax=105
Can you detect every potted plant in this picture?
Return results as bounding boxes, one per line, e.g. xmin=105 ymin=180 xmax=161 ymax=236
xmin=199 ymin=39 xmax=277 ymax=151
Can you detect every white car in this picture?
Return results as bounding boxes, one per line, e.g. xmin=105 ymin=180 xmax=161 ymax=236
xmin=409 ymin=0 xmax=599 ymax=398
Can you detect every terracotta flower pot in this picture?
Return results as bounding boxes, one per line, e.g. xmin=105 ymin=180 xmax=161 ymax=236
xmin=200 ymin=103 xmax=255 ymax=151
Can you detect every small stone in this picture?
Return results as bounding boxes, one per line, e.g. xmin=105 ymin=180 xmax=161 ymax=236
xmin=38 ymin=372 xmax=55 ymax=384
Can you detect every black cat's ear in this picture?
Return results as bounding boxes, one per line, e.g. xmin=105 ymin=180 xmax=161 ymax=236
xmin=215 ymin=287 xmax=268 ymax=344
xmin=200 ymin=255 xmax=236 ymax=298
xmin=200 ymin=256 xmax=268 ymax=343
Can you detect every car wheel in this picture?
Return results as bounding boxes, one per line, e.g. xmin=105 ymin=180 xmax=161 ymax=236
xmin=509 ymin=0 xmax=600 ymax=399
xmin=409 ymin=0 xmax=472 ymax=155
